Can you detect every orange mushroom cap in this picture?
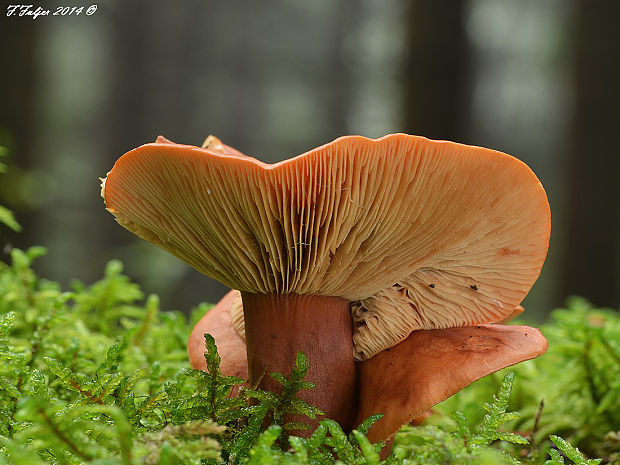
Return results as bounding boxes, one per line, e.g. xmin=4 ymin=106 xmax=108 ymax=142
xmin=355 ymin=324 xmax=548 ymax=442
xmin=103 ymin=134 xmax=550 ymax=360
xmin=188 ymin=289 xmax=248 ymax=381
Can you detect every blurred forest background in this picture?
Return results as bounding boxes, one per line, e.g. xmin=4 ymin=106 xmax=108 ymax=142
xmin=1 ymin=0 xmax=619 ymax=319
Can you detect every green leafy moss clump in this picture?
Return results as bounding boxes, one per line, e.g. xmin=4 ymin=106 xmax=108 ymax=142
xmin=0 ymin=248 xmax=614 ymax=464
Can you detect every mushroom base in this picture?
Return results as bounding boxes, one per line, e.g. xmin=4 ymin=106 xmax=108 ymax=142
xmin=241 ymin=292 xmax=357 ymax=433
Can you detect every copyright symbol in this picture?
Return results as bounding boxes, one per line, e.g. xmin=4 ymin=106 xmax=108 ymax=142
xmin=86 ymin=4 xmax=97 ymax=15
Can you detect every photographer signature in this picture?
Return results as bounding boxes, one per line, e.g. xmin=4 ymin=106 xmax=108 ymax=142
xmin=6 ymin=4 xmax=97 ymax=19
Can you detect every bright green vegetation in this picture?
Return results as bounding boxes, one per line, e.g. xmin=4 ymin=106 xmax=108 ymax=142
xmin=0 ymin=248 xmax=617 ymax=464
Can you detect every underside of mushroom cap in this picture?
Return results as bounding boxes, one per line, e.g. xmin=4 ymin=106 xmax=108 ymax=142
xmin=103 ymin=134 xmax=550 ymax=359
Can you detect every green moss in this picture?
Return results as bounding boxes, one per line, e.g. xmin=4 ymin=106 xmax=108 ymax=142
xmin=0 ymin=248 xmax=614 ymax=464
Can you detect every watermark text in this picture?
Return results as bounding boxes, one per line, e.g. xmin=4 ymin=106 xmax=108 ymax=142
xmin=6 ymin=4 xmax=97 ymax=19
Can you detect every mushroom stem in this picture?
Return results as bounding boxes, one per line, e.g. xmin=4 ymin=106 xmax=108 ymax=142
xmin=241 ymin=292 xmax=357 ymax=432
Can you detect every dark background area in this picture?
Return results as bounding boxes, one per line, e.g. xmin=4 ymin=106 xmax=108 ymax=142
xmin=1 ymin=0 xmax=619 ymax=319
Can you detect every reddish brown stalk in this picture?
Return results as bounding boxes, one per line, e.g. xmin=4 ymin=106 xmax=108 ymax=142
xmin=241 ymin=293 xmax=357 ymax=432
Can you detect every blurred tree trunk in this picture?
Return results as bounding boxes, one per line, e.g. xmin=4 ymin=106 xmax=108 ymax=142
xmin=0 ymin=17 xmax=41 ymax=246
xmin=402 ymin=0 xmax=469 ymax=141
xmin=561 ymin=1 xmax=620 ymax=307
xmin=106 ymin=0 xmax=152 ymax=154
xmin=326 ymin=0 xmax=354 ymax=141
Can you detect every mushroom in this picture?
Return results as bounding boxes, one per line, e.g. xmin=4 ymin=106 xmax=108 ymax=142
xmin=102 ymin=133 xmax=550 ymax=432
